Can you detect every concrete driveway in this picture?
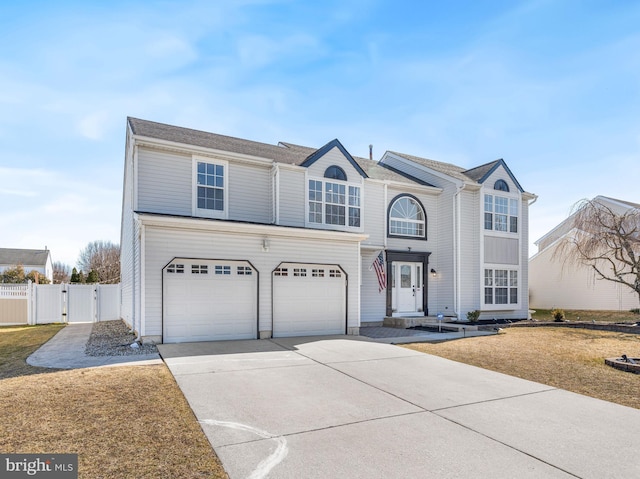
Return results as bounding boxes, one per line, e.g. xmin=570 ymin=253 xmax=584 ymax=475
xmin=158 ymin=336 xmax=640 ymax=479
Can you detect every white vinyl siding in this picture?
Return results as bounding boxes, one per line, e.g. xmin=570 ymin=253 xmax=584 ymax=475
xmin=484 ymin=237 xmax=519 ymax=265
xmin=458 ymin=189 xmax=480 ymax=318
xmin=304 ymin=146 xmax=362 ymax=180
xmin=530 ymin=234 xmax=640 ymax=311
xmin=278 ymin=168 xmax=305 ymax=227
xmin=138 ymin=148 xmax=192 ymax=215
xmin=228 ymin=162 xmax=271 ymax=223
xmin=361 ymin=182 xmax=385 ymax=246
xmin=360 ymin=250 xmax=387 ymax=323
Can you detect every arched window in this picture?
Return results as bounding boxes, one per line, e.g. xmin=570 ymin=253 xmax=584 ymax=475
xmin=389 ymin=195 xmax=426 ymax=238
xmin=494 ymin=179 xmax=510 ymax=192
xmin=324 ymin=165 xmax=347 ymax=181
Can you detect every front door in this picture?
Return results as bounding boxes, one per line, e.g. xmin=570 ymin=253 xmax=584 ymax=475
xmin=394 ymin=262 xmax=423 ymax=315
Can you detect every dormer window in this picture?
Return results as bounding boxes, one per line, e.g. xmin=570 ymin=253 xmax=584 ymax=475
xmin=324 ymin=165 xmax=347 ymax=181
xmin=494 ymin=179 xmax=510 ymax=192
xmin=308 ymin=166 xmax=361 ymax=229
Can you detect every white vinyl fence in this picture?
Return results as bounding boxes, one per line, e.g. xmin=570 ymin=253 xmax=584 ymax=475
xmin=0 ymin=282 xmax=121 ymax=325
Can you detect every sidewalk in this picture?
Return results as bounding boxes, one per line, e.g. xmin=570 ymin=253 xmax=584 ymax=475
xmin=27 ymin=323 xmax=162 ymax=369
xmin=360 ymin=325 xmax=496 ymax=343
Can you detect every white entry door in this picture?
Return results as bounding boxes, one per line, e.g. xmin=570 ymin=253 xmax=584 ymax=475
xmin=394 ymin=262 xmax=423 ymax=315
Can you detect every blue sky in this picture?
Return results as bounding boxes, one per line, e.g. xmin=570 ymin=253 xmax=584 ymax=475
xmin=1 ymin=0 xmax=639 ymax=266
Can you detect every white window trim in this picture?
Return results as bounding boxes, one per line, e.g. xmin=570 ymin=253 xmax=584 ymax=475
xmin=484 ymin=192 xmax=520 ymax=236
xmin=481 ymin=265 xmax=520 ymax=310
xmin=305 ymin=172 xmax=364 ymax=232
xmin=192 ymin=156 xmax=229 ymax=219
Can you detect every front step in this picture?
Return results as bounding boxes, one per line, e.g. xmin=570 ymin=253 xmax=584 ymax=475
xmin=383 ymin=316 xmax=478 ymax=332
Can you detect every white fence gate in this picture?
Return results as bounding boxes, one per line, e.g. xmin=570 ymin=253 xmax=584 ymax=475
xmin=0 ymin=283 xmax=121 ymax=325
xmin=35 ymin=284 xmax=64 ymax=324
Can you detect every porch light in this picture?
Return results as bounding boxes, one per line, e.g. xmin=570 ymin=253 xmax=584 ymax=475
xmin=430 ymin=268 xmax=437 ymax=277
xmin=262 ymin=238 xmax=270 ymax=252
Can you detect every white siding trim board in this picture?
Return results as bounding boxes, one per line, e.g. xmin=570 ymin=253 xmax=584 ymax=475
xmin=138 ymin=213 xmax=369 ymax=243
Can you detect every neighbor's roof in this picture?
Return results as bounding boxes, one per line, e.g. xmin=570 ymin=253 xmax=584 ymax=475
xmin=128 ymin=118 xmax=433 ymax=187
xmin=0 ymin=248 xmax=50 ymax=266
xmin=597 ymin=196 xmax=640 ymax=209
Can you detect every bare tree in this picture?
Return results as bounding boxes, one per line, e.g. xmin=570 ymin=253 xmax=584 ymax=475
xmin=555 ymin=198 xmax=640 ymax=304
xmin=77 ymin=240 xmax=120 ymax=284
xmin=52 ymin=261 xmax=71 ymax=284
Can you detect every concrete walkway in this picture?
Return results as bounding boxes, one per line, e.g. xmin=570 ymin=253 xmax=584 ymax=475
xmin=360 ymin=325 xmax=496 ymax=343
xmin=159 ymin=336 xmax=640 ymax=479
xmin=27 ymin=323 xmax=161 ymax=369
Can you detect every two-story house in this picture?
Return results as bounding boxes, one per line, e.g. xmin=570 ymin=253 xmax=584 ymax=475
xmin=120 ymin=118 xmax=536 ymax=343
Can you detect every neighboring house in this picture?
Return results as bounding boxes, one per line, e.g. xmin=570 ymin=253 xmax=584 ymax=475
xmin=120 ymin=118 xmax=536 ymax=344
xmin=0 ymin=248 xmax=53 ymax=282
xmin=529 ymin=196 xmax=640 ymax=310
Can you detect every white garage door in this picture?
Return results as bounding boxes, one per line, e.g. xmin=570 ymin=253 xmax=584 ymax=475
xmin=163 ymin=259 xmax=257 ymax=343
xmin=272 ymin=263 xmax=346 ymax=337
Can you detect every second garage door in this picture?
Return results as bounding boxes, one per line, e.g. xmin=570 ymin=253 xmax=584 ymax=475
xmin=163 ymin=259 xmax=257 ymax=343
xmin=272 ymin=263 xmax=346 ymax=337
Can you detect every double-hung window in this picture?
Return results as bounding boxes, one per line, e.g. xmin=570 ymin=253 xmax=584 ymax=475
xmin=484 ymin=194 xmax=518 ymax=233
xmin=308 ymin=166 xmax=361 ymax=229
xmin=484 ymin=269 xmax=518 ymax=305
xmin=193 ymin=157 xmax=227 ymax=218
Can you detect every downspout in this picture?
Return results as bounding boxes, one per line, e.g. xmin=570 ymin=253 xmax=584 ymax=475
xmin=272 ymin=163 xmax=280 ymax=224
xmin=383 ymin=184 xmax=388 ymax=249
xmin=453 ymin=183 xmax=466 ymax=320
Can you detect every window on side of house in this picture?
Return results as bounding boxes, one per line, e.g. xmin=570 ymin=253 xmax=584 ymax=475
xmin=484 ymin=268 xmax=518 ymax=305
xmin=194 ymin=158 xmax=227 ymax=218
xmin=389 ymin=196 xmax=426 ymax=238
xmin=484 ymin=194 xmax=518 ymax=233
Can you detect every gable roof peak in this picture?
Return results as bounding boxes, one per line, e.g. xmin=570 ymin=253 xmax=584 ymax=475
xmin=464 ymin=158 xmax=524 ymax=193
xmin=300 ymin=138 xmax=369 ymax=178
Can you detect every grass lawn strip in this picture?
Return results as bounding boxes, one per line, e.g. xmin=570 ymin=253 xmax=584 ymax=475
xmin=0 ymin=325 xmax=228 ymax=479
xmin=0 ymin=324 xmax=65 ymax=378
xmin=530 ymin=308 xmax=640 ymax=323
xmin=404 ymin=327 xmax=640 ymax=410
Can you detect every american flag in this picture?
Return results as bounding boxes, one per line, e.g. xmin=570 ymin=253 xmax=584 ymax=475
xmin=372 ymin=251 xmax=386 ymax=292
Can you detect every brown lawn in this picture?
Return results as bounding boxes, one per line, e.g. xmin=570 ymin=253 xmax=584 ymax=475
xmin=530 ymin=308 xmax=640 ymax=323
xmin=0 ymin=325 xmax=227 ymax=479
xmin=404 ymin=327 xmax=640 ymax=410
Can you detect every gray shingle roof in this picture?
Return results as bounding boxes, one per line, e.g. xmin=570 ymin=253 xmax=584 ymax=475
xmin=129 ymin=117 xmax=312 ymax=165
xmin=388 ymin=151 xmax=473 ymax=183
xmin=0 ymin=248 xmax=50 ymax=266
xmin=129 ymin=118 xmax=430 ymax=187
xmin=463 ymin=160 xmax=501 ymax=182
